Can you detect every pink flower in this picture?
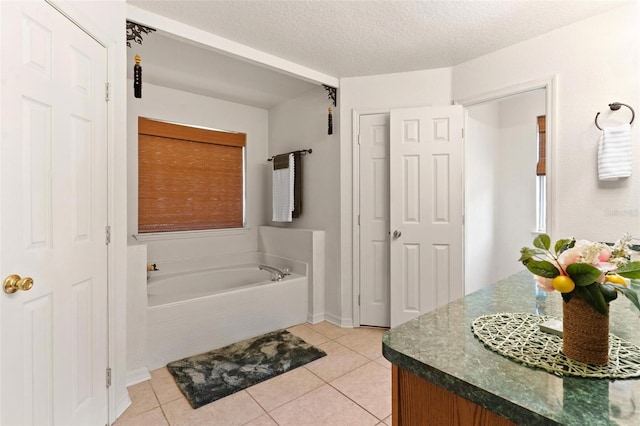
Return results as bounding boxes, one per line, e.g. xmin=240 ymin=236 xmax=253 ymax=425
xmin=534 ymin=275 xmax=555 ymax=292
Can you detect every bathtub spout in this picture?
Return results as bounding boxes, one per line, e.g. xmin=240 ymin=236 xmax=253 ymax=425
xmin=259 ymin=265 xmax=285 ymax=281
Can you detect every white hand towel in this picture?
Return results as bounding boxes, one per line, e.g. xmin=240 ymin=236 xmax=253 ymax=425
xmin=272 ymin=153 xmax=295 ymax=222
xmin=598 ymin=123 xmax=632 ymax=181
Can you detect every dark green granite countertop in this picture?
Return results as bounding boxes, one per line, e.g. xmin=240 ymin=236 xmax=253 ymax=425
xmin=382 ymin=270 xmax=640 ymax=425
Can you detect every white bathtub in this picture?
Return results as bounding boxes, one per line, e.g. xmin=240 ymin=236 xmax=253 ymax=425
xmin=146 ymin=254 xmax=308 ymax=370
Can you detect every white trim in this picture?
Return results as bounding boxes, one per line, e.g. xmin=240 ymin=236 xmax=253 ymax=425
xmin=352 ymin=109 xmax=361 ymax=328
xmin=455 ymin=75 xmax=557 ymax=239
xmin=324 ymin=312 xmax=354 ymax=328
xmin=133 ymin=227 xmax=251 ymax=242
xmin=125 ymin=368 xmax=151 ymax=388
xmin=126 ymin=5 xmax=339 ymax=88
xmin=307 ymin=312 xmax=326 ymax=324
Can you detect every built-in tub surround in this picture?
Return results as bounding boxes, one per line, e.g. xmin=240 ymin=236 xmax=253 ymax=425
xmin=146 ymin=252 xmax=308 ymax=370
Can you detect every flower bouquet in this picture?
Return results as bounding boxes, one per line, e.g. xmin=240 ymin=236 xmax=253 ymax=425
xmin=520 ymin=234 xmax=640 ymax=365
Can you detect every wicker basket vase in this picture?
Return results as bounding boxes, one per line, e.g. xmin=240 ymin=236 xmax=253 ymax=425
xmin=562 ymin=295 xmax=610 ymax=366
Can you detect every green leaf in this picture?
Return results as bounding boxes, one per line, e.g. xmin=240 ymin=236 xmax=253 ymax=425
xmin=575 ymin=284 xmax=608 ymax=316
xmin=600 ymin=283 xmax=619 ymax=303
xmin=518 ymin=247 xmax=545 ymax=263
xmin=616 ymin=261 xmax=640 ymax=279
xmin=566 ymin=263 xmax=602 ymax=287
xmin=533 ymin=234 xmax=551 ymax=250
xmin=554 ymin=238 xmax=573 ymax=255
xmin=524 ymin=260 xmax=559 ymax=278
xmin=613 ymin=285 xmax=640 ymax=312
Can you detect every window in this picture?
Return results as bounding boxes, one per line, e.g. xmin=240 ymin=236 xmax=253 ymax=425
xmin=536 ymin=115 xmax=546 ymax=232
xmin=138 ymin=117 xmax=246 ymax=233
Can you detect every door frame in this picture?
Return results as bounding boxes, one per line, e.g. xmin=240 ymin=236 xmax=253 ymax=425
xmin=20 ymin=1 xmax=121 ymax=423
xmin=352 ymin=108 xmax=390 ymax=328
xmin=455 ymin=75 xmax=558 ymax=242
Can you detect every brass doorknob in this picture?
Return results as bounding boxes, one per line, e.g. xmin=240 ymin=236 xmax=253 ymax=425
xmin=3 ymin=274 xmax=34 ymax=294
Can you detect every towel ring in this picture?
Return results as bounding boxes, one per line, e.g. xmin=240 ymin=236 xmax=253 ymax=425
xmin=595 ymin=102 xmax=635 ymax=130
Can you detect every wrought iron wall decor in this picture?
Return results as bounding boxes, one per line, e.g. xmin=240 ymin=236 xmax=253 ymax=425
xmin=126 ymin=20 xmax=155 ymax=99
xmin=323 ymin=85 xmax=337 ymax=107
xmin=126 ymin=20 xmax=156 ymax=48
xmin=322 ymin=85 xmax=337 ymax=135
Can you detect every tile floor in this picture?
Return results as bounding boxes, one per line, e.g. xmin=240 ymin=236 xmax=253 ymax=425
xmin=114 ymin=322 xmax=392 ymax=426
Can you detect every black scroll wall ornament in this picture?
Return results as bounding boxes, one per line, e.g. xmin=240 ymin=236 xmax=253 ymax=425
xmin=126 ymin=20 xmax=156 ymax=98
xmin=323 ymin=85 xmax=337 ymax=135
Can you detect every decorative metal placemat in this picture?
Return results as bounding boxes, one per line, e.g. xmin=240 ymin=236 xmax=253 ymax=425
xmin=471 ymin=313 xmax=640 ymax=378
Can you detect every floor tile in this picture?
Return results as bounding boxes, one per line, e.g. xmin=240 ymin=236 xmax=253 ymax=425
xmin=113 ymin=407 xmax=168 ymax=426
xmin=331 ymin=361 xmax=392 ymax=420
xmin=150 ymin=367 xmax=184 ymax=405
xmin=162 ymin=391 xmax=264 ymax=426
xmin=305 ymin=340 xmax=369 ymax=381
xmin=304 ymin=321 xmax=352 ymax=339
xmin=246 ymin=366 xmax=324 ymax=411
xmin=242 ymin=413 xmax=279 ymax=425
xmin=383 ymin=415 xmax=392 ymax=425
xmin=374 ymin=355 xmax=392 ymax=370
xmin=335 ymin=328 xmax=386 ymax=360
xmin=286 ymin=324 xmax=330 ymax=346
xmin=269 ymin=384 xmax=379 ymax=426
xmin=118 ymin=381 xmax=160 ymax=420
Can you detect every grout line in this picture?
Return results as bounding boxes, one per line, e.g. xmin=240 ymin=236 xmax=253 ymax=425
xmin=327 ymin=378 xmax=389 ymax=423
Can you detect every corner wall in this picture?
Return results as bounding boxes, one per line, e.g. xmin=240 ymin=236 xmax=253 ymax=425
xmin=453 ymin=3 xmax=640 ymax=242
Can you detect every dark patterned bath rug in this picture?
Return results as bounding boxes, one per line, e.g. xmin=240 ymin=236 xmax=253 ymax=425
xmin=166 ymin=329 xmax=326 ymax=409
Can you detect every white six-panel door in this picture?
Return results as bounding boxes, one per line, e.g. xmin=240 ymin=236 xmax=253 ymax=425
xmin=1 ymin=1 xmax=109 ymax=424
xmin=359 ymin=114 xmax=391 ymax=327
xmin=389 ymin=106 xmax=464 ymax=327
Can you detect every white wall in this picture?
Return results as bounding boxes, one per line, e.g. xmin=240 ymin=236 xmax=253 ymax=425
xmin=267 ymin=86 xmax=340 ymax=322
xmin=338 ymin=68 xmax=453 ymax=325
xmin=258 ymin=226 xmax=325 ymax=323
xmin=465 ymin=103 xmax=500 ymax=293
xmin=453 ymin=3 xmax=640 ymax=243
xmin=127 ymin=82 xmax=269 ymax=261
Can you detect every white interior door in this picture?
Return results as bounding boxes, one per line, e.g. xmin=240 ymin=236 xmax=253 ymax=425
xmin=389 ymin=106 xmax=464 ymax=327
xmin=1 ymin=2 xmax=109 ymax=424
xmin=359 ymin=114 xmax=391 ymax=327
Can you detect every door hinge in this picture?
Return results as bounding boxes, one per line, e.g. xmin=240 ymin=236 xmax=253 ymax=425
xmin=357 ymin=133 xmax=361 ymax=145
xmin=105 ymin=83 xmax=110 ymax=101
xmin=358 ymin=295 xmax=361 ymax=306
xmin=358 ymin=214 xmax=360 ymax=226
xmin=461 ymin=128 xmax=464 ymax=139
xmin=105 ymin=226 xmax=111 ymax=245
xmin=106 ymin=368 xmax=112 ymax=388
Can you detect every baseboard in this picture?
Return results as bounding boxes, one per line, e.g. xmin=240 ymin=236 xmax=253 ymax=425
xmin=324 ymin=312 xmax=354 ymax=328
xmin=126 ymin=367 xmax=151 ymax=387
xmin=114 ymin=392 xmax=132 ymax=424
xmin=307 ymin=311 xmax=325 ymax=324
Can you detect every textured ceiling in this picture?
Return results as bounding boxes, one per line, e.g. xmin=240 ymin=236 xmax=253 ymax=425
xmin=128 ymin=0 xmax=629 ymax=78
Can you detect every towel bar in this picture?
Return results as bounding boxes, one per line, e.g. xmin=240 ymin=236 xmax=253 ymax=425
xmin=595 ymin=102 xmax=635 ymax=130
xmin=267 ymin=149 xmax=312 ymax=162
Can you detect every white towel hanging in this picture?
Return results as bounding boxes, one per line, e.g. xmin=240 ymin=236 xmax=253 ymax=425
xmin=598 ymin=123 xmax=632 ymax=181
xmin=272 ymin=153 xmax=295 ymax=221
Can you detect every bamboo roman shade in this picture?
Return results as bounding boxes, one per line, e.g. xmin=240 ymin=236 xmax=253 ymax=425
xmin=138 ymin=117 xmax=246 ymax=233
xmin=536 ymin=115 xmax=546 ymax=176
